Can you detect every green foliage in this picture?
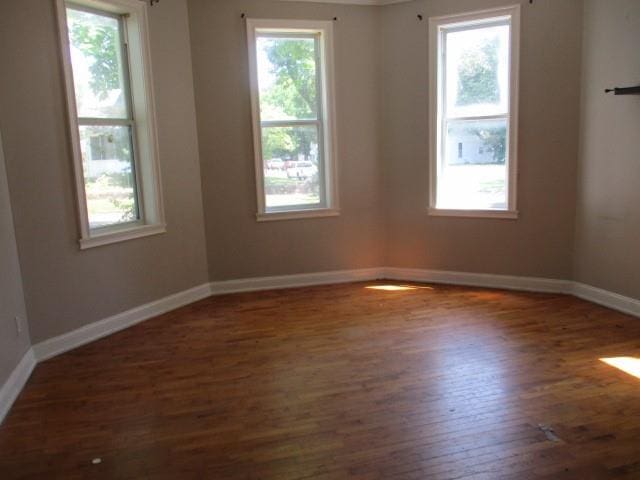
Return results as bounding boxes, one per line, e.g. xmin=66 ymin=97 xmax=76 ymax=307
xmin=85 ymin=172 xmax=136 ymax=222
xmin=261 ymin=38 xmax=317 ymax=163
xmin=263 ymin=38 xmax=317 ymax=118
xmin=262 ymin=128 xmax=295 ymax=161
xmin=262 ymin=126 xmax=315 ymax=163
xmin=110 ymin=195 xmax=136 ymax=222
xmin=457 ymin=37 xmax=500 ymax=106
xmin=108 ymin=170 xmax=135 ymax=189
xmin=264 ymin=176 xmax=298 ymax=195
xmin=264 ymin=175 xmax=319 ymax=198
xmin=69 ymin=11 xmax=120 ymax=100
xmin=471 ymin=125 xmax=506 ymax=164
xmin=455 ymin=33 xmax=506 ymax=164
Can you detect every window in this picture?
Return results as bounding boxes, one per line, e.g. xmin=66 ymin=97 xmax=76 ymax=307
xmin=56 ymin=0 xmax=164 ymax=248
xmin=429 ymin=6 xmax=520 ymax=218
xmin=246 ymin=19 xmax=338 ymax=221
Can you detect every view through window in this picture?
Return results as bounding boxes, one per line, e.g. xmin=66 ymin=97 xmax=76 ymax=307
xmin=66 ymin=6 xmax=139 ymax=229
xmin=431 ymin=9 xmax=518 ymax=213
xmin=256 ymin=33 xmax=324 ymax=210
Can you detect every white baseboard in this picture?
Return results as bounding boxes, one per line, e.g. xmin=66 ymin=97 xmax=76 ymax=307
xmin=32 ymin=283 xmax=213 ymax=362
xmin=1 ymin=267 xmax=635 ymax=427
xmin=572 ymin=282 xmax=640 ymax=318
xmin=30 ymin=269 xmax=637 ymax=366
xmin=0 ymin=348 xmax=36 ymax=424
xmin=383 ymin=267 xmax=573 ymax=293
xmin=32 ymin=270 xmax=384 ymax=365
xmin=209 ymin=268 xmax=383 ymax=295
xmin=383 ymin=269 xmax=640 ymax=317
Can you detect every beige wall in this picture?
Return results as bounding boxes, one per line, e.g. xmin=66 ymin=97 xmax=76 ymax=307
xmin=0 ymin=0 xmax=209 ymax=343
xmin=188 ymin=0 xmax=384 ymax=281
xmin=574 ymin=0 xmax=640 ymax=298
xmin=380 ymin=0 xmax=582 ymax=278
xmin=0 ymin=132 xmax=31 ymax=386
xmin=1 ymin=0 xmax=636 ymax=356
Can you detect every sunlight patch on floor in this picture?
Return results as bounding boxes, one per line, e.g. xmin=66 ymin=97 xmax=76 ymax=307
xmin=366 ymin=285 xmax=434 ymax=292
xmin=600 ymin=357 xmax=640 ymax=379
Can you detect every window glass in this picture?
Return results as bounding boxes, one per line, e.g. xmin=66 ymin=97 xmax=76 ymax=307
xmin=439 ymin=119 xmax=508 ymax=210
xmin=256 ymin=36 xmax=318 ymax=122
xmin=433 ymin=14 xmax=515 ymax=213
xmin=445 ymin=24 xmax=509 ymax=118
xmin=78 ymin=125 xmax=138 ymax=228
xmin=253 ymin=30 xmax=329 ymax=213
xmin=66 ymin=6 xmax=139 ymax=230
xmin=261 ymin=125 xmax=320 ymax=209
xmin=67 ymin=8 xmax=128 ymax=119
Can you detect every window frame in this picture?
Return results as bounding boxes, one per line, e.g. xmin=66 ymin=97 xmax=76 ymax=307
xmin=246 ymin=18 xmax=339 ymax=222
xmin=428 ymin=5 xmax=520 ymax=219
xmin=56 ymin=0 xmax=165 ymax=249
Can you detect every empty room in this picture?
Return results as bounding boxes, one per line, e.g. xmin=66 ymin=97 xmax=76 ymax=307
xmin=1 ymin=0 xmax=639 ymax=478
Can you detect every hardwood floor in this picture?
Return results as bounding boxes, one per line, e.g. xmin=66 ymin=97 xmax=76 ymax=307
xmin=1 ymin=281 xmax=640 ymax=479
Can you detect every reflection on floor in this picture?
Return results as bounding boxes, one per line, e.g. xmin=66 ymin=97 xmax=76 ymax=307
xmin=600 ymin=357 xmax=640 ymax=380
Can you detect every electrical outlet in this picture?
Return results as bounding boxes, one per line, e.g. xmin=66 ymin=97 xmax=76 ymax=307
xmin=14 ymin=316 xmax=22 ymax=336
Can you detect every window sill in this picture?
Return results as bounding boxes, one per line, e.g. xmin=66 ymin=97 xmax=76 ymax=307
xmin=79 ymin=223 xmax=167 ymax=250
xmin=428 ymin=208 xmax=519 ymax=219
xmin=257 ymin=208 xmax=340 ymax=222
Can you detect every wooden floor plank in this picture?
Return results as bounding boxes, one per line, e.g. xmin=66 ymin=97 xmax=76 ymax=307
xmin=1 ymin=281 xmax=640 ymax=479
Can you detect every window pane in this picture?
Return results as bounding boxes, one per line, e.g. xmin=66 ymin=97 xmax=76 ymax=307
xmin=262 ymin=125 xmax=321 ymax=209
xmin=438 ymin=119 xmax=508 ymax=210
xmin=256 ymin=36 xmax=318 ymax=121
xmin=445 ymin=23 xmax=510 ymax=118
xmin=79 ymin=125 xmax=139 ymax=229
xmin=66 ymin=8 xmax=128 ymax=119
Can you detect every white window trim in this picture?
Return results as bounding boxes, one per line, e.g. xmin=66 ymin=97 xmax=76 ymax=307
xmin=428 ymin=5 xmax=520 ymax=219
xmin=246 ymin=18 xmax=339 ymax=221
xmin=55 ymin=0 xmax=165 ymax=249
xmin=256 ymin=208 xmax=340 ymax=222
